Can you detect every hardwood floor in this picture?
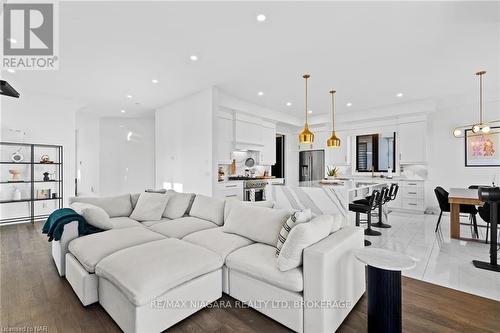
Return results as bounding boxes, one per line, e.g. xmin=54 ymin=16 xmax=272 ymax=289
xmin=1 ymin=222 xmax=499 ymax=333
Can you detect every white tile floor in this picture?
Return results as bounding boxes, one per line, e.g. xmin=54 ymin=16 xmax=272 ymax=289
xmin=361 ymin=211 xmax=500 ymax=301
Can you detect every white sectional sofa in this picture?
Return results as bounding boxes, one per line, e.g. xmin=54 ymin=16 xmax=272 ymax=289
xmin=51 ymin=191 xmax=365 ymax=333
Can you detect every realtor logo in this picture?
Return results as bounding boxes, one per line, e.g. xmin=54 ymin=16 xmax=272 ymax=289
xmin=2 ymin=2 xmax=59 ymax=70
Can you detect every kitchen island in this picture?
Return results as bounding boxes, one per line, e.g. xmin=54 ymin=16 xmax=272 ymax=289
xmin=299 ymin=179 xmax=390 ymax=219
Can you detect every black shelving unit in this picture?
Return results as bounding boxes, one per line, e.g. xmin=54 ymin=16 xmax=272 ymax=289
xmin=0 ymin=142 xmax=63 ymax=225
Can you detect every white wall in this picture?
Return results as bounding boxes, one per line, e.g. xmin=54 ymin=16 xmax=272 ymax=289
xmin=0 ymin=92 xmax=79 ymax=219
xmin=99 ymin=117 xmax=155 ymax=195
xmin=75 ymin=110 xmax=100 ymax=196
xmin=426 ymin=101 xmax=500 ymax=207
xmin=155 ymin=88 xmax=214 ymax=196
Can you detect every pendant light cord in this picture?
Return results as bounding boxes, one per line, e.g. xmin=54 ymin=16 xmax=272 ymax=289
xmin=330 ymin=90 xmax=336 ymax=132
xmin=304 ymin=75 xmax=309 ymax=124
xmin=477 ymin=71 xmax=486 ymax=124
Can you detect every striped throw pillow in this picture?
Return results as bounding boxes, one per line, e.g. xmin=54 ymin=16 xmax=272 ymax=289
xmin=276 ymin=209 xmax=312 ymax=256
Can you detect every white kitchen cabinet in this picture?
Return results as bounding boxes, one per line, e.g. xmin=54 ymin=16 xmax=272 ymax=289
xmin=260 ymin=125 xmax=276 ymax=165
xmin=214 ymin=181 xmax=243 ymax=200
xmin=215 ymin=113 xmax=234 ymax=164
xmin=234 ymin=114 xmax=263 ymax=147
xmin=398 ymin=121 xmax=426 ymax=164
xmin=326 ymin=130 xmax=350 ymax=166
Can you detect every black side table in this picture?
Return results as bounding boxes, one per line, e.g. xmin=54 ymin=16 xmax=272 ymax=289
xmin=354 ymin=248 xmax=416 ymax=333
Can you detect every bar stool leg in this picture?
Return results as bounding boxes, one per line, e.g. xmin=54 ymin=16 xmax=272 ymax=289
xmin=372 ymin=202 xmax=391 ymax=228
xmin=365 ymin=212 xmax=382 ymax=236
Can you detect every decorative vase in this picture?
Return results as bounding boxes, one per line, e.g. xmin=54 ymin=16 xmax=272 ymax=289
xmin=13 ymin=188 xmax=21 ymax=201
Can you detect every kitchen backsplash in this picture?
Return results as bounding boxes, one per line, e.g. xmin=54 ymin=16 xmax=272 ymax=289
xmin=218 ymin=150 xmax=271 ymax=179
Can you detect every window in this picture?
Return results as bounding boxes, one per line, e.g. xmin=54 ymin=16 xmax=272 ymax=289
xmin=356 ymin=133 xmax=395 ymax=172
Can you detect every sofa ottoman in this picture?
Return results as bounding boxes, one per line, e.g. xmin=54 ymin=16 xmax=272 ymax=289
xmin=95 ymin=238 xmax=223 ymax=333
xmin=66 ymin=226 xmax=165 ymax=305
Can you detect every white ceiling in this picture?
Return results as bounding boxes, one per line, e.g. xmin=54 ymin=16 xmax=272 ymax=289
xmin=2 ymin=1 xmax=499 ymax=119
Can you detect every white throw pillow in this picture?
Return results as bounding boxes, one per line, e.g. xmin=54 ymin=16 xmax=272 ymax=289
xmin=277 ymin=215 xmax=335 ymax=272
xmin=189 ymin=194 xmax=226 ymax=226
xmin=130 ymin=193 xmax=169 ymax=222
xmin=223 ymin=202 xmax=291 ymax=246
xmin=276 ymin=209 xmax=312 ymax=256
xmin=163 ymin=190 xmax=195 ymax=219
xmin=223 ymin=198 xmax=275 ymax=221
xmin=70 ymin=202 xmax=113 ymax=230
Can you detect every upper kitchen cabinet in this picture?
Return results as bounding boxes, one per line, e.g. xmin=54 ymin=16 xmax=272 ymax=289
xmin=398 ymin=121 xmax=427 ymax=164
xmin=234 ymin=114 xmax=263 ymax=149
xmin=260 ymin=122 xmax=276 ymax=165
xmin=215 ymin=110 xmax=234 ymax=164
xmin=326 ymin=130 xmax=350 ymax=166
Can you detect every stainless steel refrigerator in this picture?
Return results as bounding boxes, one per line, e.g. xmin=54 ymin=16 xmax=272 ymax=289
xmin=299 ymin=150 xmax=325 ymax=182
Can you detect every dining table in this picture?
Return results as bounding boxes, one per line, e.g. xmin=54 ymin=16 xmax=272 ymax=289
xmin=448 ymin=188 xmax=483 ymax=240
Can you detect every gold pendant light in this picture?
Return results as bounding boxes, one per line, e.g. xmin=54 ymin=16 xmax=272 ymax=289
xmin=453 ymin=71 xmax=500 ymax=137
xmin=299 ymin=74 xmax=314 ymax=144
xmin=327 ymin=90 xmax=341 ymax=147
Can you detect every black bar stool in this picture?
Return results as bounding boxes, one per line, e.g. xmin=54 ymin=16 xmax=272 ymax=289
xmin=350 ymin=190 xmax=382 ymax=246
xmin=372 ymin=185 xmax=394 ymax=229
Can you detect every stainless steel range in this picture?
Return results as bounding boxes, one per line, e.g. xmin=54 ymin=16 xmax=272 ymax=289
xmin=243 ymin=179 xmax=268 ymax=202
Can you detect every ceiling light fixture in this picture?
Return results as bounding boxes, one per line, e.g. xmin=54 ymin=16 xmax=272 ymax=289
xmin=327 ymin=90 xmax=341 ymax=148
xmin=286 ymin=102 xmax=292 ymax=106
xmin=308 ymin=110 xmax=313 ymax=114
xmin=299 ymin=74 xmax=314 ymax=144
xmin=258 ymin=91 xmax=264 ymax=96
xmin=152 ymin=79 xmax=159 ymax=84
xmin=396 ymin=93 xmax=404 ymax=98
xmin=190 ymin=55 xmax=198 ymax=61
xmin=256 ymin=14 xmax=266 ymax=22
xmin=346 ymin=102 xmax=352 ymax=107
xmin=121 ymin=110 xmax=126 ymax=113
xmin=126 ymin=95 xmax=132 ymax=99
xmin=453 ymin=71 xmax=500 ymax=138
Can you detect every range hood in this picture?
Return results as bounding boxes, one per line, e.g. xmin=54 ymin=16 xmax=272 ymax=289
xmin=0 ymin=80 xmax=20 ymax=98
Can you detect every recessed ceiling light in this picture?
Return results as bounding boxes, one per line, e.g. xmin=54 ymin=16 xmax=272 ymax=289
xmin=121 ymin=110 xmax=126 ymax=113
xmin=126 ymin=94 xmax=132 ymax=99
xmin=189 ymin=55 xmax=198 ymax=61
xmin=286 ymin=102 xmax=292 ymax=106
xmin=7 ymin=69 xmax=15 ymax=73
xmin=152 ymin=79 xmax=159 ymax=84
xmin=258 ymin=91 xmax=264 ymax=96
xmin=346 ymin=102 xmax=352 ymax=107
xmin=396 ymin=93 xmax=403 ymax=98
xmin=7 ymin=38 xmax=17 ymax=44
xmin=256 ymin=14 xmax=266 ymax=22
xmin=308 ymin=110 xmax=313 ymax=114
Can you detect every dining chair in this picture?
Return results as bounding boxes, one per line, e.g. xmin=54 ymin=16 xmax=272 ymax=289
xmin=468 ymin=185 xmax=498 ymax=244
xmin=434 ymin=186 xmax=479 ymax=237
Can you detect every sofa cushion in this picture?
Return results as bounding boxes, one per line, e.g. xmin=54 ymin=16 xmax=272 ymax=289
xmin=223 ymin=202 xmax=291 ymax=246
xmin=149 ymin=216 xmax=217 ymax=238
xmin=95 ymin=238 xmax=223 ymax=306
xmin=226 ymin=243 xmax=303 ymax=292
xmin=223 ymin=199 xmax=275 ymax=221
xmin=69 ymin=194 xmax=133 ymax=218
xmin=183 ymin=227 xmax=254 ymax=260
xmin=276 ymin=209 xmax=312 ymax=257
xmin=109 ymin=217 xmax=142 ymax=229
xmin=141 ymin=218 xmax=170 ymax=227
xmin=68 ymin=227 xmax=165 ymax=273
xmin=277 ymin=215 xmax=336 ymax=272
xmin=131 ymin=193 xmax=140 ymax=208
xmin=189 ymin=195 xmax=225 ymax=226
xmin=162 ymin=190 xmax=195 ymax=219
xmin=70 ymin=202 xmax=113 ymax=230
xmin=130 ymin=193 xmax=169 ymax=222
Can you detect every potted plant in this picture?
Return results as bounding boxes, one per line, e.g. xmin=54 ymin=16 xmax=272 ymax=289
xmin=326 ymin=166 xmax=340 ymax=180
